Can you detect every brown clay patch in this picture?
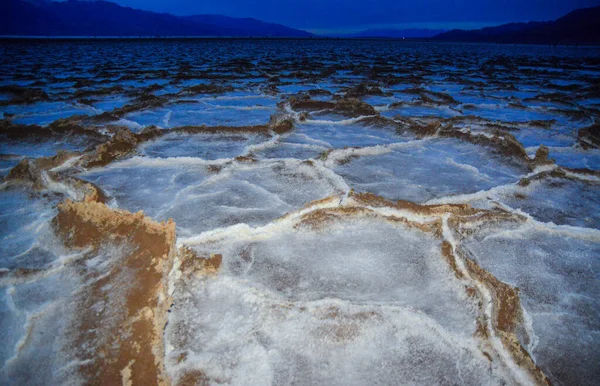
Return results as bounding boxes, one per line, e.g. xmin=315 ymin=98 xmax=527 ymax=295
xmin=294 ymin=207 xmax=372 ymax=230
xmin=462 ymin=257 xmax=551 ymax=385
xmin=289 ymin=99 xmax=335 ymax=111
xmin=334 ymin=98 xmax=379 ymax=117
xmin=483 ymin=351 xmax=493 ymax=362
xmin=53 ymin=200 xmax=176 ymax=386
xmin=178 ymin=246 xmax=223 ymax=278
xmin=268 ymin=114 xmax=295 ymax=134
xmin=176 ymin=370 xmax=210 ymax=386
xmin=463 ymin=258 xmax=521 ymax=333
xmin=441 ymin=241 xmax=463 ymax=279
xmin=234 ymin=155 xmax=257 ymax=163
xmin=517 ymin=169 xmax=568 ymax=187
xmin=441 ymin=129 xmax=530 ymax=166
xmin=350 ymin=191 xmax=481 ymax=216
xmin=314 ymin=306 xmax=382 ymax=344
xmin=386 ymin=215 xmax=443 ymax=237
xmin=206 ymin=164 xmax=222 ymax=174
xmin=578 ymin=123 xmax=600 ymax=149
xmin=82 ymin=127 xmax=139 ymax=168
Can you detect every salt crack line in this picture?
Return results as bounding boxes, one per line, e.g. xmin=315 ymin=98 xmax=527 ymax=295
xmin=441 ymin=216 xmax=536 ymax=386
xmin=177 ymin=196 xmax=343 ymax=247
xmin=49 ymin=155 xmax=82 ymax=173
xmin=479 ymin=203 xmax=600 ymax=242
xmin=304 ymin=116 xmax=376 ymax=126
xmin=318 ymin=138 xmax=431 ymax=168
xmin=41 ymin=171 xmax=82 ymax=201
xmin=424 ymin=164 xmax=560 ymax=206
xmin=242 ymin=134 xmax=280 ymax=155
xmin=98 ymin=155 xmax=232 ymax=169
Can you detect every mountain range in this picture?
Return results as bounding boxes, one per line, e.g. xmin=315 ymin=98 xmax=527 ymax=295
xmin=0 ymin=0 xmax=313 ymax=37
xmin=328 ymin=28 xmax=447 ymax=39
xmin=2 ymin=0 xmax=599 ymax=44
xmin=434 ymin=6 xmax=600 ymax=44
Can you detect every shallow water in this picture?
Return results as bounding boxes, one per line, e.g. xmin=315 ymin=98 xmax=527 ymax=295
xmin=0 ymin=39 xmax=599 ymax=385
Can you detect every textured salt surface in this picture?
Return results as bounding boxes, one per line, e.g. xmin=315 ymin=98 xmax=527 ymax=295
xmin=464 ymin=223 xmax=600 ymax=386
xmin=167 ymin=217 xmax=512 ymax=385
xmin=81 ymin=158 xmax=342 ymax=237
xmin=1 ymin=40 xmax=599 ymax=385
xmin=334 ymin=138 xmax=527 ymax=203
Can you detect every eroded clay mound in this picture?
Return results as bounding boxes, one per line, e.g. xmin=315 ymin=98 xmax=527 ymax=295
xmin=53 ymin=200 xmax=176 ymax=386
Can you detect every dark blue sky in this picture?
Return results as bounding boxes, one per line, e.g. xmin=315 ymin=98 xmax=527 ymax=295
xmin=106 ymin=0 xmax=600 ymax=33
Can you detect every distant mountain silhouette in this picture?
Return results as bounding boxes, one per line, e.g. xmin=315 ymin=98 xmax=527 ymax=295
xmin=0 ymin=0 xmax=313 ymax=37
xmin=434 ymin=6 xmax=600 ymax=44
xmin=330 ymin=28 xmax=446 ymax=39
